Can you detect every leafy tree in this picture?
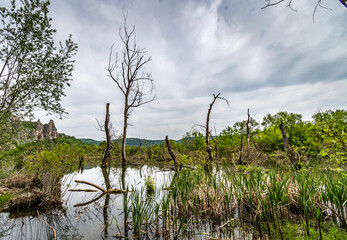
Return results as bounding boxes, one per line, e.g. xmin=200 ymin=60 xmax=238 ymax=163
xmin=233 ymin=118 xmax=259 ymax=136
xmin=217 ymin=126 xmax=240 ymax=158
xmin=254 ymin=126 xmax=283 ymax=152
xmin=261 ymin=112 xmax=302 ymax=129
xmin=0 ymin=0 xmax=77 ymax=120
xmin=313 ymin=109 xmax=346 ymax=166
xmin=180 ymin=130 xmax=205 ymax=152
xmin=255 ymin=112 xmax=304 ymax=152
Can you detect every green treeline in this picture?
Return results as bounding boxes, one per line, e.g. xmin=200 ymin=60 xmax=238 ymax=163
xmin=115 ymin=109 xmax=346 ymax=166
xmin=0 ymin=109 xmax=345 ymax=178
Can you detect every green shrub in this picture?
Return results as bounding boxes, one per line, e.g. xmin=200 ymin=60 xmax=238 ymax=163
xmin=144 ymin=176 xmax=155 ymax=193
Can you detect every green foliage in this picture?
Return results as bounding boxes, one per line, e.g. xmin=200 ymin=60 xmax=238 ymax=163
xmin=216 ymin=126 xmax=240 ymax=158
xmin=280 ymin=221 xmax=347 ymax=240
xmin=56 ymin=133 xmax=86 ymax=147
xmin=0 ymin=113 xmax=20 ymax=150
xmin=144 ymin=176 xmax=155 ymax=193
xmin=80 ymin=138 xmax=102 ymax=145
xmin=24 ymin=143 xmax=80 ymax=192
xmin=0 ymin=0 xmax=77 ymax=146
xmin=0 ymin=193 xmax=11 ymax=207
xmin=233 ymin=117 xmax=259 ymax=135
xmin=71 ymin=109 xmax=345 ymax=167
xmin=0 ymin=0 xmax=77 ymax=118
xmin=25 ymin=143 xmax=79 ymax=174
xmin=262 ymin=111 xmax=303 ymax=129
xmin=255 ymin=126 xmax=283 ymax=152
xmin=313 ymin=109 xmax=346 ymax=166
xmin=178 ymin=130 xmax=206 ymax=152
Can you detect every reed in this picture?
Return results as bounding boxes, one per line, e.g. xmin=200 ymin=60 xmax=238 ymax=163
xmin=295 ymin=171 xmax=317 ymax=236
xmin=129 ymin=188 xmax=154 ymax=238
xmin=323 ymin=172 xmax=347 ymax=231
xmin=111 ymin=167 xmax=347 ymax=239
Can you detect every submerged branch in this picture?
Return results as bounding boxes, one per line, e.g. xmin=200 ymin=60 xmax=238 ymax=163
xmin=37 ymin=210 xmax=57 ymax=238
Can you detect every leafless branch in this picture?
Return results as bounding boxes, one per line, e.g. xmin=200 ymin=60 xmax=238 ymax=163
xmin=262 ymin=0 xmax=296 ymax=11
xmin=261 ymin=0 xmax=286 ymax=10
xmin=106 ymin=13 xmax=155 ymax=165
xmin=287 ymin=0 xmax=297 ymax=12
xmin=262 ymin=0 xmax=332 ymax=22
xmin=313 ymin=0 xmax=332 ymax=23
xmin=205 ymin=93 xmax=230 ymax=166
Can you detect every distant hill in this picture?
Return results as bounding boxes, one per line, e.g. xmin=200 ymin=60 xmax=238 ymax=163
xmin=79 ymin=138 xmax=165 ymax=146
xmin=80 ymin=138 xmax=102 ymax=145
xmin=120 ymin=138 xmax=165 ymax=147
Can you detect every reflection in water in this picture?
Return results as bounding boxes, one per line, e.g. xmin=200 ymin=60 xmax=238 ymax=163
xmin=102 ymin=167 xmax=110 ymax=238
xmin=121 ymin=165 xmax=129 ymax=238
xmin=0 ymin=166 xmax=255 ymax=240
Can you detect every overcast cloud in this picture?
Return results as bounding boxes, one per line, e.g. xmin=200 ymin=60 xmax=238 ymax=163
xmin=16 ymin=0 xmax=347 ymax=140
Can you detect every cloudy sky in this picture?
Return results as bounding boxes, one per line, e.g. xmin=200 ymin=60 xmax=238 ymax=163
xmin=12 ymin=0 xmax=347 ymax=140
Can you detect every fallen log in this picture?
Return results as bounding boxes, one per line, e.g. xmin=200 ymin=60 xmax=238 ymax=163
xmin=73 ymin=180 xmax=126 ymax=194
xmin=75 ymin=180 xmax=106 ymax=192
xmin=69 ymin=189 xmax=98 ymax=192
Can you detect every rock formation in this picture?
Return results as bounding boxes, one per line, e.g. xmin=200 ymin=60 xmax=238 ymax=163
xmin=32 ymin=119 xmax=57 ymax=141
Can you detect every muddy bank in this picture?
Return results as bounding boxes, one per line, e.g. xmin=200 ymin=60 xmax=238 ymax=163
xmin=0 ymin=174 xmax=62 ymax=215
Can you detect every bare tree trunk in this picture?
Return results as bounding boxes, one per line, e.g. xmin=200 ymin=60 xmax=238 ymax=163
xmin=102 ymin=103 xmax=111 ymax=168
xmin=204 ymin=93 xmax=229 ymax=172
xmin=107 ymin=17 xmax=156 ymax=167
xmin=246 ymin=108 xmax=250 ymax=152
xmin=102 ymin=167 xmax=111 ymax=238
xmin=279 ymin=123 xmax=290 ymax=152
xmin=206 ymin=93 xmax=220 ymax=164
xmin=121 ymin=165 xmax=129 ymax=237
xmin=165 ymin=136 xmax=177 ymax=169
xmin=239 ymin=136 xmax=244 ymax=165
xmin=279 ymin=123 xmax=295 ymax=166
xmin=121 ymin=107 xmax=128 ymax=166
xmin=212 ymin=135 xmax=218 ymax=158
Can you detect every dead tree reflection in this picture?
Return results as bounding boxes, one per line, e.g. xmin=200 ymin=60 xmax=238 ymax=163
xmin=102 ymin=167 xmax=111 ymax=238
xmin=121 ymin=164 xmax=129 ymax=238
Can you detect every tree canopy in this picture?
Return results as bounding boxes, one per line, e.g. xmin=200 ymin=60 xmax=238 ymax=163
xmin=0 ymin=0 xmax=77 ymax=120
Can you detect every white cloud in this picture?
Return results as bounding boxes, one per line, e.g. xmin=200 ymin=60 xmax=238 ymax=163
xmin=28 ymin=0 xmax=347 ymax=140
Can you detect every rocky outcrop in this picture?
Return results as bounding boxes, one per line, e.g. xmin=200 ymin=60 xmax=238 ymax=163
xmin=44 ymin=120 xmax=57 ymax=140
xmin=32 ymin=119 xmax=44 ymax=140
xmin=32 ymin=119 xmax=57 ymax=141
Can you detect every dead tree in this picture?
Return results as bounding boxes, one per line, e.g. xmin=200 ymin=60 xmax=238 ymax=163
xmin=211 ymin=127 xmax=218 ymax=158
xmin=165 ymin=136 xmax=177 ymax=169
xmin=106 ymin=16 xmax=156 ymax=166
xmin=97 ymin=103 xmax=115 ymax=168
xmin=102 ymin=103 xmax=112 ymax=168
xmin=246 ymin=108 xmax=250 ymax=152
xmin=239 ymin=136 xmax=244 ymax=165
xmin=205 ymin=93 xmax=229 ymax=167
xmin=279 ymin=123 xmax=296 ymax=167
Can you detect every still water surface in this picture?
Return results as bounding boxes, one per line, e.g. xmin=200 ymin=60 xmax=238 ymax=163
xmin=0 ymin=166 xmax=254 ymax=240
xmin=0 ymin=166 xmax=172 ymax=239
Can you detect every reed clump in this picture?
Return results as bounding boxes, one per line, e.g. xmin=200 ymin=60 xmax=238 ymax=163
xmin=118 ymin=167 xmax=347 ymax=239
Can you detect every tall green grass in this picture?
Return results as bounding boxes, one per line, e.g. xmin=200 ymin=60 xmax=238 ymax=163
xmin=114 ymin=167 xmax=347 ymax=239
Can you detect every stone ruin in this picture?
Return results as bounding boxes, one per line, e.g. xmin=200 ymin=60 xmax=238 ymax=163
xmin=31 ymin=119 xmax=58 ymax=141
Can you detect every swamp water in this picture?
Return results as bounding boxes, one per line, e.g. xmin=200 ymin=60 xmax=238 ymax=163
xmin=0 ymin=166 xmax=255 ymax=240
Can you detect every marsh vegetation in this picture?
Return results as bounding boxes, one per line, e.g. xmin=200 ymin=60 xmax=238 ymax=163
xmin=0 ymin=109 xmax=346 ymax=239
xmin=0 ymin=1 xmax=346 ymax=239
